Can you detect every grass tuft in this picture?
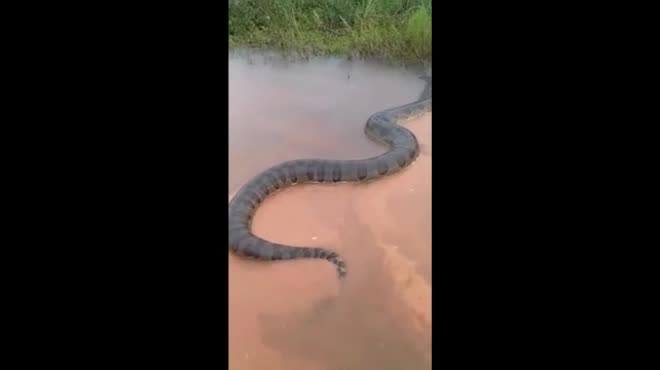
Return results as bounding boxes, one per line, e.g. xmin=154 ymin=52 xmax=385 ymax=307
xmin=228 ymin=0 xmax=432 ymax=64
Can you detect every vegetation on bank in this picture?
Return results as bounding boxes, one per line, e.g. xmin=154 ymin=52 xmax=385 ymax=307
xmin=228 ymin=0 xmax=432 ymax=64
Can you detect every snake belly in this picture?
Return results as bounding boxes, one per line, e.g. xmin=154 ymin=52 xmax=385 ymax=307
xmin=228 ymin=79 xmax=432 ymax=280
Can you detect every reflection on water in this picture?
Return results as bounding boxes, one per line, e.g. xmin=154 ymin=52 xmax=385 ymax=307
xmin=228 ymin=51 xmax=432 ymax=370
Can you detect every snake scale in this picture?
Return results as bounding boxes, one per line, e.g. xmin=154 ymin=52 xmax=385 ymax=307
xmin=228 ymin=76 xmax=432 ymax=280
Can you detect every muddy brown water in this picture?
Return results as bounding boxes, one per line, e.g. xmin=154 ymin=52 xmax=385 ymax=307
xmin=228 ymin=52 xmax=432 ymax=370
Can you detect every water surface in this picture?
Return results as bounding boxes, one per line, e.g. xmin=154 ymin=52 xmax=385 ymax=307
xmin=228 ymin=51 xmax=432 ymax=370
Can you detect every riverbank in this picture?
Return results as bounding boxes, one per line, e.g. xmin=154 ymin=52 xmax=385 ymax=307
xmin=228 ymin=0 xmax=432 ymax=64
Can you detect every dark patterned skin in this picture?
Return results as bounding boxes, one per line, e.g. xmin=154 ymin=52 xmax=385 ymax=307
xmin=228 ymin=77 xmax=432 ymax=280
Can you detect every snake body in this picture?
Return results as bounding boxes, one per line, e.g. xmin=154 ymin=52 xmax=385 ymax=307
xmin=228 ymin=77 xmax=432 ymax=280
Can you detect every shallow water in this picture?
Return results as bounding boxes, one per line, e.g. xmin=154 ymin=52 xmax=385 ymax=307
xmin=228 ymin=51 xmax=432 ymax=370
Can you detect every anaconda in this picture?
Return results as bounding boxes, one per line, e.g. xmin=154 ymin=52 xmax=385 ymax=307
xmin=228 ymin=76 xmax=432 ymax=280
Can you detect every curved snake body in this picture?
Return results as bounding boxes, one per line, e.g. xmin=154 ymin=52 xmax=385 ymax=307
xmin=229 ymin=78 xmax=432 ymax=279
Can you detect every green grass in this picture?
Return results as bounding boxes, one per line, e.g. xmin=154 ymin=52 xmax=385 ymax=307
xmin=228 ymin=0 xmax=432 ymax=64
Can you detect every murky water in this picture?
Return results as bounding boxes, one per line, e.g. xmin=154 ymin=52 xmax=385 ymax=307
xmin=228 ymin=51 xmax=432 ymax=370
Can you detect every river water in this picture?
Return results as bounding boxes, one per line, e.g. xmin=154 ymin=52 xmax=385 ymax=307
xmin=228 ymin=51 xmax=432 ymax=370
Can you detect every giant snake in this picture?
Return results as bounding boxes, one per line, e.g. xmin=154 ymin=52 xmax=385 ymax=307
xmin=228 ymin=75 xmax=432 ymax=280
